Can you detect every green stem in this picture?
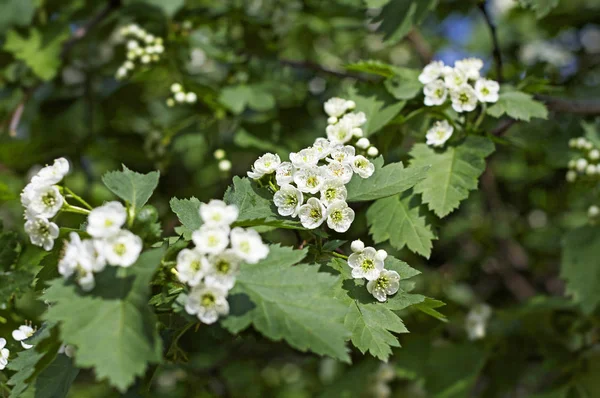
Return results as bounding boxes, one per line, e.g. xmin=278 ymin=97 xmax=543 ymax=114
xmin=62 ymin=204 xmax=91 ymax=215
xmin=473 ymin=104 xmax=487 ymax=131
xmin=64 ymin=187 xmax=93 ymax=210
xmin=331 ymin=251 xmax=348 ymax=260
xmin=268 ymin=180 xmax=279 ymax=192
xmin=397 ymin=107 xmax=428 ymax=124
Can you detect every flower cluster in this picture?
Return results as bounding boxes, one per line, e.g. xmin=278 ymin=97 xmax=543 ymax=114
xmin=419 ymin=58 xmax=500 ymax=113
xmin=21 ymin=158 xmax=70 ymax=251
xmin=465 ymin=303 xmax=492 ymax=340
xmin=178 ymin=200 xmax=269 ymax=324
xmin=246 ymin=98 xmax=376 ymax=232
xmin=347 ymin=240 xmax=400 ymax=302
xmin=58 ymin=201 xmax=143 ymax=291
xmin=425 ymin=120 xmax=454 ymax=148
xmin=214 ymin=149 xmax=232 ymax=172
xmin=566 ymin=136 xmax=600 ymax=182
xmin=116 ymin=24 xmax=165 ymax=80
xmin=166 ymin=83 xmax=197 ymax=107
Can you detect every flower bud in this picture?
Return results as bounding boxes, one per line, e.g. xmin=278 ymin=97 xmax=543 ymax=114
xmin=576 ymin=158 xmax=588 ymax=172
xmin=577 ymin=137 xmax=588 ymax=148
xmin=352 ymin=128 xmax=363 ymax=138
xmin=376 ymin=249 xmax=388 ymax=261
xmin=327 ymin=116 xmax=338 ymax=124
xmin=350 ymin=239 xmax=365 ymax=253
xmin=166 ymin=98 xmax=175 ymax=107
xmin=367 ymin=146 xmax=379 ymax=157
xmin=174 ymin=92 xmax=186 ymax=103
xmin=185 ymin=92 xmax=197 ymax=103
xmin=218 ymin=159 xmax=232 ymax=172
xmin=356 ymin=138 xmax=370 ymax=149
xmin=123 ymin=61 xmax=134 ymax=70
xmin=586 ymin=164 xmax=597 ymax=175
xmin=568 ymin=160 xmax=576 ymax=169
xmin=589 ymin=205 xmax=600 ymax=218
xmin=171 ymin=83 xmax=182 ymax=93
xmin=346 ymin=100 xmax=356 ymax=110
xmin=590 ymin=149 xmax=600 ymax=160
xmin=140 ymin=54 xmax=151 ymax=64
xmin=214 ymin=149 xmax=226 ymax=160
xmin=569 ymin=138 xmax=577 ymax=148
xmin=127 ymin=40 xmax=139 ymax=50
xmin=566 ymin=170 xmax=577 ymax=182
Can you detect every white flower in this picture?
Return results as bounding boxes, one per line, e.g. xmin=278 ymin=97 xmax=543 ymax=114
xmin=320 ymin=179 xmax=348 ymax=207
xmin=474 ymin=78 xmax=500 ymax=103
xmin=289 ymin=148 xmax=319 ymax=168
xmin=293 ymin=166 xmax=325 ymax=194
xmin=218 ymin=159 xmax=232 ymax=172
xmin=366 ymin=270 xmax=400 ymax=302
xmin=450 ymin=84 xmax=478 ymax=113
xmin=20 ymin=182 xmax=37 ymax=207
xmin=324 ymin=97 xmax=352 ymax=118
xmin=275 ymin=162 xmax=295 ymax=186
xmin=444 ymin=69 xmax=468 ymax=90
xmin=313 ymin=138 xmax=333 ymax=159
xmin=27 ymin=185 xmax=64 ymax=218
xmin=350 ymin=239 xmax=365 ymax=253
xmin=351 ymin=155 xmax=375 ymax=178
xmin=230 ymin=227 xmax=269 ymax=264
xmin=367 ymin=146 xmax=379 ymax=157
xmin=339 ymin=112 xmax=367 ymax=128
xmin=455 ymin=58 xmax=484 ymax=80
xmin=205 ymin=249 xmax=241 ymax=290
xmin=214 ymin=149 xmax=226 ymax=160
xmin=185 ymin=92 xmax=197 ymax=103
xmin=356 ymin=138 xmax=370 ymax=149
xmin=31 ymin=157 xmax=69 ymax=186
xmin=324 ymin=161 xmax=353 ymax=184
xmin=0 ymin=338 xmax=9 ymax=370
xmin=12 ymin=325 xmax=35 ymax=349
xmin=59 ymin=233 xmax=106 ymax=291
xmin=25 ymin=216 xmax=59 ymax=251
xmin=297 ymin=197 xmax=327 ymax=229
xmin=465 ymin=304 xmax=492 ymax=340
xmin=175 ymin=92 xmax=186 ymax=103
xmin=247 ymin=153 xmax=281 ymax=179
xmin=326 ymin=119 xmax=355 ymax=145
xmin=199 ymin=200 xmax=239 ymax=227
xmin=86 ymin=201 xmax=127 ymax=238
xmin=171 ymin=83 xmax=182 ymax=93
xmin=426 ymin=120 xmax=454 ymax=148
xmin=424 ymin=79 xmax=448 ymax=106
xmin=192 ymin=225 xmax=230 ymax=255
xmin=273 ymin=185 xmax=303 ymax=217
xmin=326 ymin=200 xmax=355 ymax=233
xmin=347 ymin=247 xmax=384 ymax=280
xmin=418 ymin=61 xmax=446 ymax=84
xmin=185 ymin=284 xmax=230 ymax=324
xmin=176 ymin=248 xmax=211 ymax=287
xmin=328 ymin=145 xmax=356 ymax=165
xmin=100 ymin=230 xmax=143 ymax=267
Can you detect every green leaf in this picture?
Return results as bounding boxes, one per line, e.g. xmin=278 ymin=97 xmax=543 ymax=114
xmin=42 ymin=249 xmax=165 ymax=392
xmin=0 ymin=230 xmax=19 ymax=268
xmin=487 ymin=91 xmax=548 ymax=122
xmin=346 ymin=157 xmax=430 ymax=202
xmin=126 ymin=0 xmax=185 ymax=17
xmin=169 ymin=197 xmax=202 ymax=231
xmin=374 ymin=0 xmax=438 ymax=45
xmin=0 ymin=270 xmax=31 ymax=303
xmin=4 ymin=28 xmax=68 ymax=81
xmin=223 ymin=245 xmax=351 ymax=362
xmin=384 ymin=68 xmax=422 ymax=100
xmin=519 ymin=0 xmax=560 ymax=18
xmin=233 ymin=129 xmax=290 ymax=158
xmin=410 ymin=136 xmax=495 ymax=218
xmin=0 ymin=0 xmax=35 ymax=35
xmin=219 ymin=85 xmax=276 ymax=114
xmin=24 ymin=355 xmax=80 ymax=398
xmin=102 ymin=165 xmax=160 ymax=216
xmin=345 ymin=60 xmax=396 ymax=77
xmin=345 ymin=85 xmax=405 ymax=137
xmin=367 ymin=192 xmax=436 ymax=258
xmin=561 ymin=226 xmax=600 ymax=314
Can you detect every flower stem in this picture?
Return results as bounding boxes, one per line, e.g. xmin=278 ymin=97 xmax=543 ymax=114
xmin=62 ymin=204 xmax=91 ymax=215
xmin=331 ymin=251 xmax=349 ymax=260
xmin=268 ymin=180 xmax=279 ymax=192
xmin=64 ymin=187 xmax=93 ymax=210
xmin=473 ymin=104 xmax=487 ymax=131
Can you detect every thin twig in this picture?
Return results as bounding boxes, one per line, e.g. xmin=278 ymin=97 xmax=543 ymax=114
xmin=478 ymin=2 xmax=504 ymax=83
xmin=536 ymin=95 xmax=600 ymax=115
xmin=278 ymin=59 xmax=375 ymax=82
xmin=406 ymin=30 xmax=433 ymax=65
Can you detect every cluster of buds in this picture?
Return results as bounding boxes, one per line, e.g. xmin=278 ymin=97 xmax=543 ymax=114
xmin=589 ymin=205 xmax=599 ymax=220
xmin=214 ymin=149 xmax=232 ymax=172
xmin=115 ymin=24 xmax=165 ymax=80
xmin=566 ymin=137 xmax=600 ymax=182
xmin=355 ymin=137 xmax=380 ymax=158
xmin=166 ymin=83 xmax=197 ymax=107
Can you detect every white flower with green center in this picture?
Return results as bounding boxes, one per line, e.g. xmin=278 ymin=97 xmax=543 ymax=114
xmin=176 ymin=248 xmax=211 ymax=287
xmin=230 ymin=227 xmax=269 ymax=264
xmin=474 ymin=78 xmax=500 ymax=103
xmin=418 ymin=60 xmax=446 ymax=84
xmin=423 ymin=79 xmax=448 ymax=106
xmin=0 ymin=338 xmax=9 ymax=370
xmin=275 ymin=162 xmax=295 ymax=186
xmin=12 ymin=324 xmax=35 ymax=349
xmin=289 ymin=148 xmax=319 ymax=168
xmin=185 ymin=284 xmax=230 ymax=324
xmin=455 ymin=58 xmax=484 ymax=80
xmin=320 ymin=179 xmax=347 ymax=207
xmin=199 ymin=199 xmax=239 ymax=227
xmin=326 ymin=200 xmax=355 ymax=233
xmin=293 ymin=166 xmax=325 ymax=194
xmin=205 ymin=249 xmax=241 ymax=289
xmin=247 ymin=153 xmax=281 ymax=179
xmin=297 ymin=197 xmax=327 ymax=229
xmin=444 ymin=69 xmax=468 ymax=90
xmin=351 ymin=155 xmax=375 ymax=178
xmin=59 ymin=233 xmax=106 ymax=291
xmin=86 ymin=201 xmax=127 ymax=238
xmin=426 ymin=120 xmax=454 ymax=148
xmin=192 ymin=225 xmax=230 ymax=255
xmin=27 ymin=185 xmax=64 ymax=218
xmin=325 ymin=161 xmax=353 ymax=184
xmin=25 ymin=216 xmax=59 ymax=251
xmin=313 ymin=138 xmax=333 ymax=159
xmin=324 ymin=97 xmax=352 ymax=118
xmin=31 ymin=157 xmax=69 ymax=186
xmin=339 ymin=111 xmax=367 ymax=128
xmin=328 ymin=145 xmax=355 ymax=165
xmin=366 ymin=270 xmax=400 ymax=302
xmin=450 ymin=84 xmax=478 ymax=113
xmin=100 ymin=230 xmax=143 ymax=267
xmin=326 ymin=119 xmax=355 ymax=145
xmin=273 ymin=184 xmax=303 ymax=217
xmin=348 ymin=247 xmax=384 ymax=280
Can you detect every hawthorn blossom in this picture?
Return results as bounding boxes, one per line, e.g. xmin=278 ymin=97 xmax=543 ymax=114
xmin=289 ymin=148 xmax=319 ymax=168
xmin=176 ymin=248 xmax=210 ymax=287
xmin=12 ymin=324 xmax=35 ymax=349
xmin=205 ymin=250 xmax=241 ymax=290
xmin=324 ymin=97 xmax=353 ymax=118
xmin=25 ymin=216 xmax=59 ymax=251
xmin=185 ymin=284 xmax=230 ymax=324
xmin=27 ymin=185 xmax=64 ymax=218
xmin=247 ymin=153 xmax=281 ymax=179
xmin=418 ymin=60 xmax=446 ymax=84
xmin=326 ymin=119 xmax=355 ymax=144
xmin=275 ymin=162 xmax=295 ymax=186
xmin=426 ymin=120 xmax=454 ymax=148
xmin=326 ymin=200 xmax=355 ymax=233
xmin=31 ymin=157 xmax=69 ymax=186
xmin=229 ymin=227 xmax=269 ymax=264
xmin=474 ymin=78 xmax=500 ymax=103
xmin=199 ymin=200 xmax=239 ymax=227
xmin=294 ymin=166 xmax=325 ymax=194
xmin=86 ymin=201 xmax=127 ymax=238
xmin=192 ymin=225 xmax=230 ymax=255
xmin=455 ymin=58 xmax=484 ymax=80
xmin=450 ymin=84 xmax=478 ymax=113
xmin=297 ymin=197 xmax=327 ymax=229
xmin=325 ymin=161 xmax=353 ymax=184
xmin=320 ymin=179 xmax=348 ymax=207
xmin=423 ymin=79 xmax=448 ymax=106
xmin=351 ymin=155 xmax=375 ymax=178
xmin=0 ymin=338 xmax=9 ymax=370
xmin=366 ymin=270 xmax=400 ymax=302
xmin=328 ymin=145 xmax=355 ymax=165
xmin=99 ymin=229 xmax=143 ymax=267
xmin=348 ymin=247 xmax=384 ymax=281
xmin=273 ymin=184 xmax=303 ymax=217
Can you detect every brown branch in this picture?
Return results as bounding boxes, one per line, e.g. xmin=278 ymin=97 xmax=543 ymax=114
xmin=536 ymin=95 xmax=600 ymax=115
xmin=278 ymin=58 xmax=375 ymax=82
xmin=406 ymin=30 xmax=433 ymax=65
xmin=478 ymin=2 xmax=504 ymax=83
